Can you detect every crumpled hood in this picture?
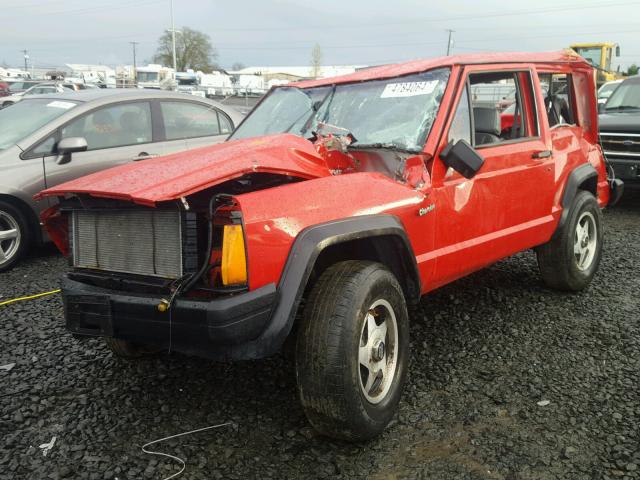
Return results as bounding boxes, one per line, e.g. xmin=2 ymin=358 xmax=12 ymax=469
xmin=37 ymin=134 xmax=332 ymax=206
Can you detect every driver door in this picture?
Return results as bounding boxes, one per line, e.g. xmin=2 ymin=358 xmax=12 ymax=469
xmin=429 ymin=67 xmax=555 ymax=288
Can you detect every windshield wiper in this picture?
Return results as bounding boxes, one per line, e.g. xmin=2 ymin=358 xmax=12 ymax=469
xmin=605 ymin=105 xmax=640 ymax=111
xmin=349 ymin=142 xmax=419 ymax=153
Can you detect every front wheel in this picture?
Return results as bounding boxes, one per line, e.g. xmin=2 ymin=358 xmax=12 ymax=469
xmin=296 ymin=260 xmax=409 ymax=441
xmin=537 ymin=190 xmax=603 ymax=291
xmin=0 ymin=200 xmax=29 ymax=272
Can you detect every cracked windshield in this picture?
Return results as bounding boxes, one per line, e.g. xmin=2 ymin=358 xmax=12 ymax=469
xmin=231 ymin=68 xmax=450 ymax=151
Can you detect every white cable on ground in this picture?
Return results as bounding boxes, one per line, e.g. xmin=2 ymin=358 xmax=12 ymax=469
xmin=141 ymin=422 xmax=232 ymax=480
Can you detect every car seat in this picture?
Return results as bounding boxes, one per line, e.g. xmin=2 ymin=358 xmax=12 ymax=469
xmin=473 ymin=107 xmax=501 ymax=145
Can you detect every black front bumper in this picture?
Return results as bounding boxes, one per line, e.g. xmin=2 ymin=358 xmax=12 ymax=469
xmin=62 ymin=275 xmax=278 ymax=360
xmin=609 ymin=158 xmax=640 ymax=184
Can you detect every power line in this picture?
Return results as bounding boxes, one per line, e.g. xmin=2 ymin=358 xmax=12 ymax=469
xmin=209 ymin=1 xmax=640 ymax=31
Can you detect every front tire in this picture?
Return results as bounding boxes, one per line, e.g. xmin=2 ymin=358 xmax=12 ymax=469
xmin=296 ymin=260 xmax=409 ymax=441
xmin=0 ymin=200 xmax=29 ymax=272
xmin=537 ymin=190 xmax=603 ymax=291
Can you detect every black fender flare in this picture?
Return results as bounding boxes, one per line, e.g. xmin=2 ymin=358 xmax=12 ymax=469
xmin=234 ymin=214 xmax=420 ymax=359
xmin=553 ymin=163 xmax=598 ymax=238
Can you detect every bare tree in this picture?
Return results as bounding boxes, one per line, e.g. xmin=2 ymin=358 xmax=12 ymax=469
xmin=231 ymin=62 xmax=246 ymax=71
xmin=154 ymin=27 xmax=218 ymax=72
xmin=310 ymin=43 xmax=323 ymax=79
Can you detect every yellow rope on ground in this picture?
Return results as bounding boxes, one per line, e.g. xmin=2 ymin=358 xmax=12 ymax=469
xmin=0 ymin=289 xmax=61 ymax=307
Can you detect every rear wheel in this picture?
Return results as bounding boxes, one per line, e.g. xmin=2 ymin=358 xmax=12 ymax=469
xmin=296 ymin=260 xmax=409 ymax=441
xmin=2 ymin=101 xmax=14 ymax=108
xmin=0 ymin=200 xmax=29 ymax=272
xmin=537 ymin=190 xmax=603 ymax=291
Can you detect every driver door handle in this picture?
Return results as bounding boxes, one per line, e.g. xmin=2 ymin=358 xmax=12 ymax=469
xmin=532 ymin=150 xmax=552 ymax=159
xmin=132 ymin=152 xmax=157 ymax=161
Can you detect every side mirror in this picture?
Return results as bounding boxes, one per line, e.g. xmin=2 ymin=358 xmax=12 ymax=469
xmin=57 ymin=137 xmax=87 ymax=154
xmin=56 ymin=137 xmax=87 ymax=165
xmin=598 ymin=102 xmax=605 ymax=114
xmin=440 ymin=140 xmax=484 ymax=179
xmin=616 ymin=45 xmax=621 ymax=57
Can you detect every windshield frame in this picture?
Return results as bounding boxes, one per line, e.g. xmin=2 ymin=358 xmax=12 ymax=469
xmin=229 ymin=67 xmax=452 ymax=153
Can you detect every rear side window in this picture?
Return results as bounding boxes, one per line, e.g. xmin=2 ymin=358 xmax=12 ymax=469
xmin=61 ymin=102 xmax=152 ymax=151
xmin=468 ymin=71 xmax=537 ymax=147
xmin=537 ymin=73 xmax=576 ymax=127
xmin=160 ymin=102 xmax=227 ymax=140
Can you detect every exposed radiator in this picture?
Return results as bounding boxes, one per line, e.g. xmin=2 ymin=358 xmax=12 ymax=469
xmin=71 ymin=209 xmax=197 ymax=279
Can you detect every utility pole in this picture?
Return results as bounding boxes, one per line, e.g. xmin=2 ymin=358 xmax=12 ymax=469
xmin=170 ymin=0 xmax=177 ymax=72
xmin=21 ymin=49 xmax=28 ymax=72
xmin=130 ymin=41 xmax=138 ymax=86
xmin=446 ymin=29 xmax=455 ymax=56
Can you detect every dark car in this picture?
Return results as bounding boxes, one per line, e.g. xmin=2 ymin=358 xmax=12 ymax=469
xmin=0 ymin=89 xmax=243 ymax=271
xmin=599 ymin=76 xmax=640 ymax=187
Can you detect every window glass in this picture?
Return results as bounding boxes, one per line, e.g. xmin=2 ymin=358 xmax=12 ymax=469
xmin=61 ymin=102 xmax=152 ymax=150
xmin=217 ymin=111 xmax=233 ymax=134
xmin=537 ymin=73 xmax=575 ymax=127
xmin=31 ymin=135 xmax=57 ymax=156
xmin=0 ymin=98 xmax=79 ymax=151
xmin=469 ymin=71 xmax=530 ymax=146
xmin=448 ymin=85 xmax=472 ymax=145
xmin=160 ymin=102 xmax=222 ymax=140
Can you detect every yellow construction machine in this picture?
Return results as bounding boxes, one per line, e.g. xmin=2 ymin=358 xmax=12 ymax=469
xmin=570 ymin=42 xmax=624 ymax=86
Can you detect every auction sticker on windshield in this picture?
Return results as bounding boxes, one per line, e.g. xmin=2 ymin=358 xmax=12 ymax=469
xmin=46 ymin=101 xmax=76 ymax=109
xmin=381 ymin=80 xmax=438 ymax=98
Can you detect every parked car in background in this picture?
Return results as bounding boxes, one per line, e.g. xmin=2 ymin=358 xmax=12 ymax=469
xmin=599 ymin=75 xmax=640 ymax=187
xmin=597 ymin=79 xmax=623 ymax=106
xmin=0 ymin=89 xmax=243 ymax=270
xmin=39 ymin=51 xmax=616 ymax=441
xmin=1 ymin=83 xmax=69 ymax=108
xmin=6 ymin=79 xmax=41 ymax=94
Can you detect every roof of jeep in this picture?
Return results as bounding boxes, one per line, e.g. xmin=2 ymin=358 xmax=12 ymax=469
xmin=292 ymin=51 xmax=589 ymax=88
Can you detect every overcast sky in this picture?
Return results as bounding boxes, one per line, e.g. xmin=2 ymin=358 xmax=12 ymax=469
xmin=3 ymin=0 xmax=640 ymax=70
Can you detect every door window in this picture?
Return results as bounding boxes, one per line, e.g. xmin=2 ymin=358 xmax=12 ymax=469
xmin=537 ymin=73 xmax=576 ymax=127
xmin=468 ymin=71 xmax=537 ymax=146
xmin=160 ymin=102 xmax=225 ymax=140
xmin=448 ymin=84 xmax=472 ymax=145
xmin=61 ymin=102 xmax=152 ymax=151
xmin=31 ymin=135 xmax=57 ymax=156
xmin=217 ymin=111 xmax=233 ymax=135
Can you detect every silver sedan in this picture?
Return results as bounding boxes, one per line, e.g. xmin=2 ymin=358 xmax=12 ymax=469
xmin=0 ymin=89 xmax=244 ymax=271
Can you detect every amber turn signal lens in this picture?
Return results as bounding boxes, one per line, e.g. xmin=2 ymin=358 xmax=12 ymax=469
xmin=221 ymin=224 xmax=247 ymax=285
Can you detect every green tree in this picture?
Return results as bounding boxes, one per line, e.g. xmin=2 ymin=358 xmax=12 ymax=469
xmin=154 ymin=27 xmax=218 ymax=72
xmin=627 ymin=64 xmax=639 ymax=76
xmin=310 ymin=43 xmax=322 ymax=79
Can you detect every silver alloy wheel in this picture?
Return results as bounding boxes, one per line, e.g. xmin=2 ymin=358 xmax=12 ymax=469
xmin=574 ymin=211 xmax=597 ymax=271
xmin=0 ymin=210 xmax=21 ymax=267
xmin=358 ymin=298 xmax=399 ymax=404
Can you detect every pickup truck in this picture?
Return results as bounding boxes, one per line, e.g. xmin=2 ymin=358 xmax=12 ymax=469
xmin=38 ymin=51 xmax=620 ymax=441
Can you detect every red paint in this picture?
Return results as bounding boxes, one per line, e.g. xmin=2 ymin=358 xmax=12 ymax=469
xmin=41 ymin=52 xmax=609 ymax=300
xmin=37 ymin=134 xmax=334 ymax=206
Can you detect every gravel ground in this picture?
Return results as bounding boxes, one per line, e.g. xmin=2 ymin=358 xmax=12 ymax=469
xmin=1 ymin=192 xmax=639 ymax=480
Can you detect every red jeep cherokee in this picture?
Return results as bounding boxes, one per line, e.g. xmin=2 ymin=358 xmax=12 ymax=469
xmin=39 ymin=51 xmax=621 ymax=441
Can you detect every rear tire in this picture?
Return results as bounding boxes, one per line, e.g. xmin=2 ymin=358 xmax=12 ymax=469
xmin=2 ymin=101 xmax=14 ymax=108
xmin=537 ymin=190 xmax=603 ymax=291
xmin=296 ymin=260 xmax=409 ymax=442
xmin=0 ymin=200 xmax=29 ymax=272
xmin=104 ymin=338 xmax=160 ymax=359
